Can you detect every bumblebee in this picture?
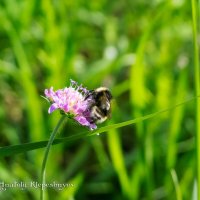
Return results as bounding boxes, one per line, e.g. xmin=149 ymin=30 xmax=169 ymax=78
xmin=85 ymin=87 xmax=112 ymax=124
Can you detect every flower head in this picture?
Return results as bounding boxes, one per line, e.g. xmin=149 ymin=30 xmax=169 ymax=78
xmin=44 ymin=80 xmax=97 ymax=130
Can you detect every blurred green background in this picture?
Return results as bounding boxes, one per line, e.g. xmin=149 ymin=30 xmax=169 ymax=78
xmin=0 ymin=0 xmax=196 ymax=199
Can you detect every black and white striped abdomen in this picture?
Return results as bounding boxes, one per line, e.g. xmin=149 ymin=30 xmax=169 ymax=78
xmin=90 ymin=106 xmax=108 ymax=124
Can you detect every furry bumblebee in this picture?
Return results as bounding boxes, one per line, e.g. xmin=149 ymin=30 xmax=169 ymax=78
xmin=85 ymin=87 xmax=112 ymax=124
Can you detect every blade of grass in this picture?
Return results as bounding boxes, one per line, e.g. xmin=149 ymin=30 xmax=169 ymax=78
xmin=191 ymin=0 xmax=200 ymax=199
xmin=90 ymin=137 xmax=110 ymax=169
xmin=61 ymin=143 xmax=90 ymax=181
xmin=59 ymin=173 xmax=84 ymax=200
xmin=170 ymin=169 xmax=182 ymax=200
xmin=130 ymin=3 xmax=170 ymax=198
xmin=107 ymin=128 xmax=132 ymax=199
xmin=180 ymin=156 xmax=195 ymax=199
xmin=130 ymin=162 xmax=144 ymax=199
xmin=3 ymin=7 xmax=45 ymax=142
xmin=167 ymin=70 xmax=187 ymax=169
xmin=0 ymin=96 xmax=197 ymax=158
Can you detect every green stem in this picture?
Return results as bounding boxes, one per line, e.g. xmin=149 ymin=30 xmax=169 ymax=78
xmin=40 ymin=115 xmax=66 ymax=200
xmin=191 ymin=0 xmax=200 ymax=199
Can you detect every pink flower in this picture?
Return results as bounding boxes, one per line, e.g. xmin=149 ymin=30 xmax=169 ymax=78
xmin=44 ymin=80 xmax=97 ymax=130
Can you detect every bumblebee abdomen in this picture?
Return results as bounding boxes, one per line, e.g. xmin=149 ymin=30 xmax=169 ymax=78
xmin=90 ymin=106 xmax=108 ymax=124
xmin=86 ymin=87 xmax=112 ymax=124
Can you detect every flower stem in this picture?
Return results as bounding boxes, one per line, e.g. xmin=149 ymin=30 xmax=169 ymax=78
xmin=40 ymin=115 xmax=66 ymax=200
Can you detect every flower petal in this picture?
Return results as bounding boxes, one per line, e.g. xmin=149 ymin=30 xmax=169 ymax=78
xmin=75 ymin=116 xmax=90 ymax=126
xmin=89 ymin=124 xmax=97 ymax=130
xmin=48 ymin=103 xmax=58 ymax=113
xmin=44 ymin=87 xmax=54 ymax=98
xmin=63 ymin=104 xmax=69 ymax=112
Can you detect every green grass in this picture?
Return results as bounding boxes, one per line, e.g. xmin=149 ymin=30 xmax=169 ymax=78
xmin=170 ymin=169 xmax=182 ymax=200
xmin=0 ymin=0 xmax=198 ymax=199
xmin=191 ymin=0 xmax=200 ymax=198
